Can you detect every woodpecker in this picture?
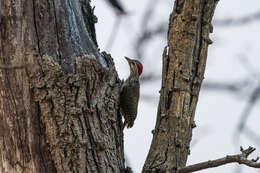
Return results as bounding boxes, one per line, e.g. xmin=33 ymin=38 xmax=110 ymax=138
xmin=120 ymin=57 xmax=143 ymax=131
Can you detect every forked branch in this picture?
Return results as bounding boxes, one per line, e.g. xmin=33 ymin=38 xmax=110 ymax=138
xmin=177 ymin=146 xmax=260 ymax=173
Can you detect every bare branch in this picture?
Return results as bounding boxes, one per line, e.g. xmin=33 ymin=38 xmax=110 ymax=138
xmin=135 ymin=23 xmax=166 ymax=59
xmin=202 ymin=81 xmax=248 ymax=93
xmin=243 ymin=126 xmax=260 ymax=147
xmin=106 ymin=0 xmax=126 ymax=14
xmin=238 ymin=85 xmax=260 ymax=132
xmin=177 ymin=146 xmax=260 ymax=173
xmin=237 ymin=54 xmax=260 ymax=78
xmin=214 ymin=10 xmax=260 ymax=27
xmin=0 ymin=64 xmax=25 ymax=70
xmin=105 ymin=16 xmax=122 ymax=51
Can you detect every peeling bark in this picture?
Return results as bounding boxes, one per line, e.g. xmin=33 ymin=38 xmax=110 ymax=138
xmin=143 ymin=0 xmax=218 ymax=172
xmin=0 ymin=0 xmax=124 ymax=173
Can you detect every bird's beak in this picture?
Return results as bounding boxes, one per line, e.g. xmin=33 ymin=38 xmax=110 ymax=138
xmin=125 ymin=56 xmax=132 ymax=63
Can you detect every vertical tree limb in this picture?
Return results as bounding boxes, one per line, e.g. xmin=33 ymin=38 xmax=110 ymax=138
xmin=143 ymin=0 xmax=218 ymax=172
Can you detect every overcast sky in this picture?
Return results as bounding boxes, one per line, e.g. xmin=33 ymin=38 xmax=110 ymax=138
xmin=93 ymin=0 xmax=260 ymax=172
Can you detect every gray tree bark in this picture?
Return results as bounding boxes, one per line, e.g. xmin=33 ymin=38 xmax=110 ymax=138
xmin=143 ymin=0 xmax=218 ymax=172
xmin=0 ymin=0 xmax=124 ymax=172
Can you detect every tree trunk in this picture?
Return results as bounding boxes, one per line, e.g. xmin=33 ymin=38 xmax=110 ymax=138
xmin=0 ymin=0 xmax=124 ymax=172
xmin=143 ymin=0 xmax=218 ymax=172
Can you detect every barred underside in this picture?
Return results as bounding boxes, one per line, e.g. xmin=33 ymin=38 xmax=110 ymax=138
xmin=120 ymin=78 xmax=140 ymax=128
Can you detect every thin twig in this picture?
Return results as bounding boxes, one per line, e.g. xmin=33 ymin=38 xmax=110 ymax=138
xmin=202 ymin=81 xmax=248 ymax=93
xmin=106 ymin=0 xmax=126 ymax=14
xmin=214 ymin=10 xmax=260 ymax=27
xmin=177 ymin=146 xmax=260 ymax=173
xmin=238 ymin=85 xmax=260 ymax=132
xmin=243 ymin=126 xmax=260 ymax=147
xmin=105 ymin=16 xmax=122 ymax=51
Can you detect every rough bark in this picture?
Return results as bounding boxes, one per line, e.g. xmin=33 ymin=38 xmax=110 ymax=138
xmin=0 ymin=0 xmax=124 ymax=173
xmin=143 ymin=0 xmax=218 ymax=172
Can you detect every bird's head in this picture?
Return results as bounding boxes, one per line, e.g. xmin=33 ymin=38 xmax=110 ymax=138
xmin=125 ymin=57 xmax=143 ymax=76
